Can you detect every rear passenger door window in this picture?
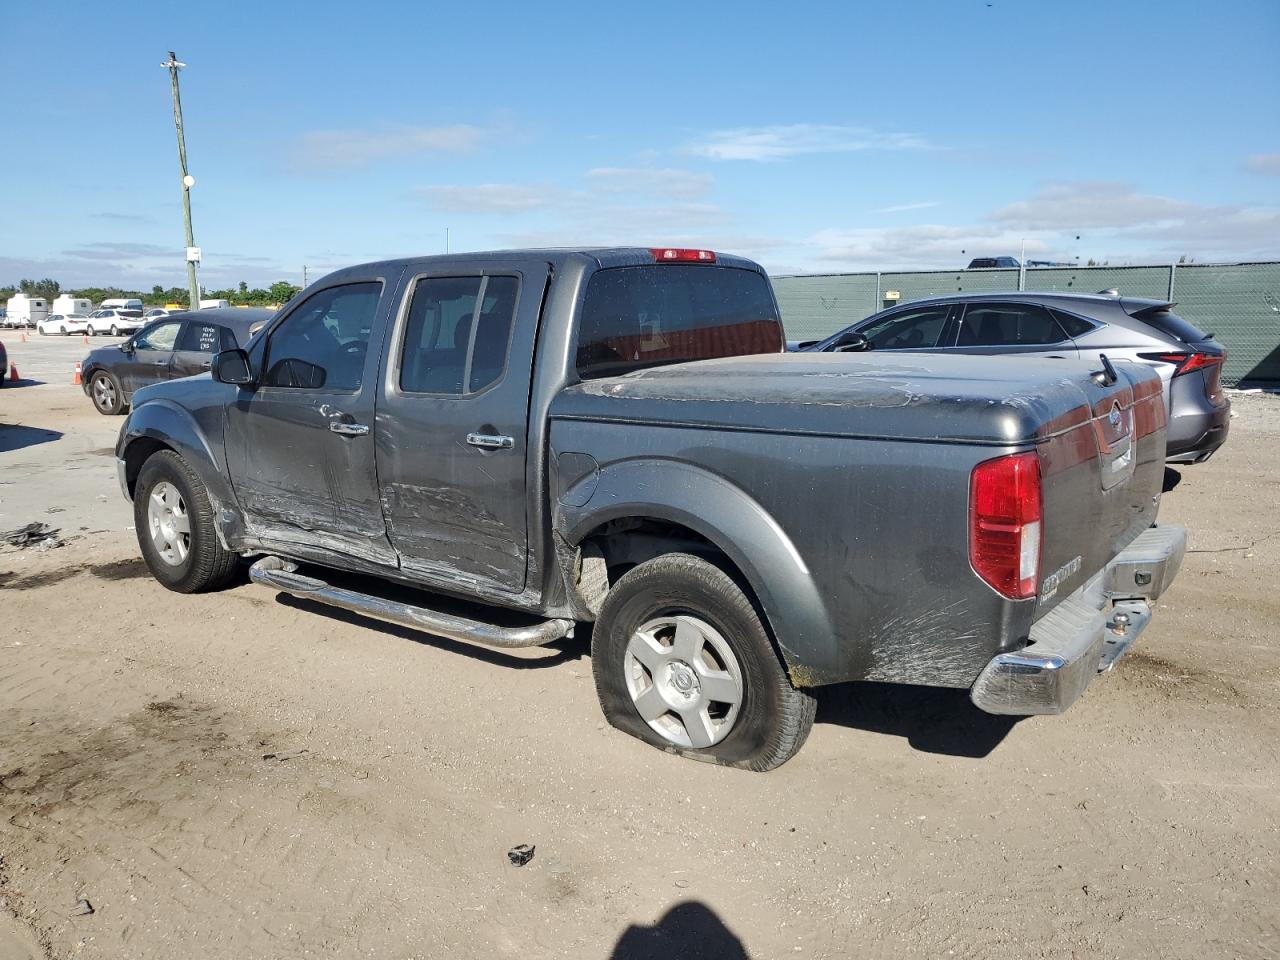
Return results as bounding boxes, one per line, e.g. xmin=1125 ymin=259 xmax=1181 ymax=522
xmin=397 ymin=276 xmax=518 ymax=395
xmin=857 ymin=304 xmax=954 ymax=351
xmin=957 ymin=303 xmax=1069 ymax=347
xmin=172 ymin=320 xmax=232 ymax=378
xmin=955 ymin=302 xmax=1077 ymax=357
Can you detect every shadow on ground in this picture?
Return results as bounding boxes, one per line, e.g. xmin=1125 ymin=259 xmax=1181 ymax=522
xmin=610 ymin=901 xmax=748 ymax=960
xmin=816 ymin=681 xmax=1019 ymax=757
xmin=0 ymin=423 xmax=63 ymax=452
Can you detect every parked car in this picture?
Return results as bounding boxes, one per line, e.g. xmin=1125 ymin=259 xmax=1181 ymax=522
xmin=140 ymin=307 xmax=171 ymax=323
xmin=38 ymin=313 xmax=91 ymax=336
xmin=82 ymin=307 xmax=273 ymax=414
xmin=84 ymin=308 xmax=145 ymax=337
xmin=799 ymin=292 xmax=1230 ymax=464
xmin=114 ymin=248 xmax=1184 ymax=771
xmin=967 ymin=256 xmax=1020 ymax=269
xmin=100 ymin=298 xmax=144 ymax=312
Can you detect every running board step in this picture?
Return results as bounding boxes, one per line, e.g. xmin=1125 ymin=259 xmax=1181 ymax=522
xmin=249 ymin=555 xmax=573 ymax=649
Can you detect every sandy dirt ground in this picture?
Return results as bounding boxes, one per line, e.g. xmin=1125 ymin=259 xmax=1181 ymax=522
xmin=1 ymin=343 xmax=1278 ymax=959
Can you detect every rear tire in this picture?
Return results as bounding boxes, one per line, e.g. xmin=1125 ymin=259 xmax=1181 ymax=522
xmin=134 ymin=450 xmax=239 ymax=593
xmin=591 ymin=552 xmax=816 ymax=771
xmin=87 ymin=325 xmax=96 ymax=336
xmin=60 ymin=326 xmax=69 ymax=336
xmin=110 ymin=323 xmax=119 ymax=336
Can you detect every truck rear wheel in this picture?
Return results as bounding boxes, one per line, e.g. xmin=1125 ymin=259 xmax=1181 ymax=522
xmin=591 ymin=552 xmax=815 ymax=771
xmin=134 ymin=450 xmax=239 ymax=594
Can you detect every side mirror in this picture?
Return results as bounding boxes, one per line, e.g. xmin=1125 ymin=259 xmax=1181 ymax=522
xmin=212 ymin=348 xmax=255 ymax=386
xmin=835 ymin=332 xmax=871 ymax=353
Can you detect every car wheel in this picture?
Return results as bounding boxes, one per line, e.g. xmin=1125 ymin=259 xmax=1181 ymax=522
xmin=134 ymin=450 xmax=239 ymax=594
xmin=61 ymin=326 xmax=69 ymax=335
xmin=110 ymin=324 xmax=119 ymax=336
xmin=591 ymin=552 xmax=816 ymax=771
xmin=86 ymin=325 xmax=96 ymax=337
xmin=89 ymin=370 xmax=125 ymax=415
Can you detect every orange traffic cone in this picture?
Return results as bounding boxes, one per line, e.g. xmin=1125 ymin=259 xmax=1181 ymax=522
xmin=19 ymin=331 xmax=27 ymax=342
xmin=72 ymin=362 xmax=82 ymax=386
xmin=82 ymin=334 xmax=90 ymax=345
xmin=8 ymin=363 xmax=19 ymax=383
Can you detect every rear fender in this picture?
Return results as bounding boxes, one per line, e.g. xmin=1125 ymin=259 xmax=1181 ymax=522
xmin=556 ymin=458 xmax=837 ymax=685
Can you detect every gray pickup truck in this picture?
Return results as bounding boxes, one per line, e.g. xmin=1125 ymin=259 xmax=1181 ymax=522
xmin=116 ymin=247 xmax=1185 ymax=770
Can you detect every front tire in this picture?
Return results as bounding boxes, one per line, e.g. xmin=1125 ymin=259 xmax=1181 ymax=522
xmin=110 ymin=323 xmax=120 ymax=336
xmin=134 ymin=450 xmax=239 ymax=593
xmin=89 ymin=371 xmax=125 ymax=415
xmin=591 ymin=553 xmax=816 ymax=771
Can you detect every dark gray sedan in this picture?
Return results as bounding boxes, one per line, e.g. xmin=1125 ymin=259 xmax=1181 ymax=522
xmin=797 ymin=292 xmax=1230 ymax=464
xmin=82 ymin=308 xmax=275 ymax=415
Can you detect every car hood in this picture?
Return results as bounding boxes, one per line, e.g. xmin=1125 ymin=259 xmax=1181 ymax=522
xmin=550 ymin=352 xmax=1152 ymax=445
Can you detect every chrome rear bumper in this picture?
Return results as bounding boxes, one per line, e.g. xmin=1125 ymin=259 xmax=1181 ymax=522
xmin=970 ymin=524 xmax=1187 ymax=716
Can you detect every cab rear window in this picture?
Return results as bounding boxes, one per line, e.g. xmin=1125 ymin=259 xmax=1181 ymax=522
xmin=576 ymin=265 xmax=782 ymax=380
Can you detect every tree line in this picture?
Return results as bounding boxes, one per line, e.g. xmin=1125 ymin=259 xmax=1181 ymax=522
xmin=1 ymin=277 xmax=302 ymax=309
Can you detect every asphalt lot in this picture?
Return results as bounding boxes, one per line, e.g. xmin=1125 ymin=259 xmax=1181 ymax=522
xmin=1 ymin=339 xmax=1278 ymax=959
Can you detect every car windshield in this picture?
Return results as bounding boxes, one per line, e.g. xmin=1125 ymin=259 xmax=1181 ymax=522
xmin=576 ymin=264 xmax=782 ymax=380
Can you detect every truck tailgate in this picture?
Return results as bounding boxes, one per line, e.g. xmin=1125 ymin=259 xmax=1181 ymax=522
xmin=1035 ymin=361 xmax=1167 ymax=612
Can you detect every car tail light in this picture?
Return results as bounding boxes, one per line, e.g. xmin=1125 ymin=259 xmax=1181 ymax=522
xmin=970 ymin=452 xmax=1042 ymax=600
xmin=1138 ymin=351 xmax=1224 ymax=377
xmin=650 ymin=248 xmax=716 ymax=263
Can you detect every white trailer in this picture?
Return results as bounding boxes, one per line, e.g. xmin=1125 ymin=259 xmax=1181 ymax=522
xmin=3 ymin=294 xmax=49 ymax=328
xmin=51 ymin=295 xmax=93 ymax=316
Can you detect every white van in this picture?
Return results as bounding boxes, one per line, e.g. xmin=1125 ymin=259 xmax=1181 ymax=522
xmin=198 ymin=298 xmax=231 ymax=309
xmin=51 ymin=295 xmax=93 ymax=316
xmin=100 ymin=298 xmax=143 ymax=312
xmin=3 ymin=294 xmax=49 ymax=328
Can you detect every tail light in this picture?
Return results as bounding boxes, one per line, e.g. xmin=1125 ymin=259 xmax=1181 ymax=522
xmin=970 ymin=452 xmax=1042 ymax=600
xmin=1138 ymin=350 xmax=1224 ymax=377
xmin=1139 ymin=350 xmax=1226 ymax=403
xmin=651 ymin=248 xmax=716 ymax=263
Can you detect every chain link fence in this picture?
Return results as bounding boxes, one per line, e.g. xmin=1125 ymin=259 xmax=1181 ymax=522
xmin=772 ymin=261 xmax=1280 ymax=386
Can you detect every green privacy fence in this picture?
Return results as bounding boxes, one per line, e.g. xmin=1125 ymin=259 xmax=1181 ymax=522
xmin=772 ymin=261 xmax=1280 ymax=386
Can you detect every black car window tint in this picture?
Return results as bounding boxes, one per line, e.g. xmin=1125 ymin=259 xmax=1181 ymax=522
xmin=175 ymin=322 xmax=223 ymax=353
xmin=400 ymin=276 xmax=517 ymax=395
xmin=1050 ymin=308 xmax=1098 ymax=338
xmin=857 ymin=305 xmax=950 ymax=349
xmin=263 ymin=282 xmax=381 ymax=391
xmin=957 ymin=303 xmax=1066 ymax=346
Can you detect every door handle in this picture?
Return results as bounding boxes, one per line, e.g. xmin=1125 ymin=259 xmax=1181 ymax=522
xmin=329 ymin=421 xmax=370 ymax=436
xmin=153 ymin=360 xmax=168 ymax=366
xmin=466 ymin=433 xmax=514 ymax=450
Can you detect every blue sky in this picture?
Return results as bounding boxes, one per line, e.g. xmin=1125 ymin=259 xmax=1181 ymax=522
xmin=2 ymin=0 xmax=1277 ymax=290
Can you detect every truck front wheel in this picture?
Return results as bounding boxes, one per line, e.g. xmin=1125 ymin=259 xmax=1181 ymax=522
xmin=134 ymin=450 xmax=239 ymax=593
xmin=591 ymin=552 xmax=815 ymax=771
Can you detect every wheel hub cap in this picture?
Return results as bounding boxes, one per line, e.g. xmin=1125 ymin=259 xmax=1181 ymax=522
xmin=624 ymin=614 xmax=744 ymax=750
xmin=147 ymin=481 xmax=191 ymax=566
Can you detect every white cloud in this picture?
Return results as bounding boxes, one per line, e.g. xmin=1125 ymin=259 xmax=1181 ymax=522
xmin=419 ymin=183 xmax=554 ymax=214
xmin=874 ymin=201 xmax=942 ymax=214
xmin=585 ymin=167 xmax=713 ymax=199
xmin=292 ymin=124 xmax=488 ymax=171
xmin=1245 ymin=153 xmax=1280 ymax=176
xmin=782 ymin=181 xmax=1280 ymax=273
xmin=990 ymin=182 xmax=1193 ymax=230
xmin=687 ymin=123 xmax=932 ymax=161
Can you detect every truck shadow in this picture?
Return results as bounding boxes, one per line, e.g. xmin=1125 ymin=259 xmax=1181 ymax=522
xmin=0 ymin=423 xmax=64 ymax=453
xmin=816 ymin=681 xmax=1019 ymax=758
xmin=272 ymin=593 xmax=588 ymax=670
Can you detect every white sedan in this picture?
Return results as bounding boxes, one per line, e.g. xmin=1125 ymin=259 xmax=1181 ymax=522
xmin=38 ymin=313 xmax=91 ymax=336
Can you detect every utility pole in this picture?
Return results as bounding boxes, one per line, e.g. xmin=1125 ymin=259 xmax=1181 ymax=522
xmin=162 ymin=51 xmax=200 ymax=309
xmin=303 ymin=264 xmax=308 ymax=287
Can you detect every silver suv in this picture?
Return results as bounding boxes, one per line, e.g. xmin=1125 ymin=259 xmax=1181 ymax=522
xmin=799 ymin=292 xmax=1230 ymax=464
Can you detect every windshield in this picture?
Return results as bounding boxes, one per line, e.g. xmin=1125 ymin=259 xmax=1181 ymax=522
xmin=575 ymin=264 xmax=782 ymax=380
